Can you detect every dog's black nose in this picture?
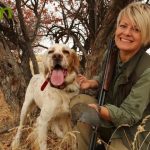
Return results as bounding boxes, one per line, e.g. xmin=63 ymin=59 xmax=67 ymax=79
xmin=52 ymin=53 xmax=63 ymax=61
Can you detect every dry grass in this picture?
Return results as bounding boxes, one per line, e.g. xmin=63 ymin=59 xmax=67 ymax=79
xmin=105 ymin=117 xmax=150 ymax=150
xmin=1 ymin=125 xmax=77 ymax=150
xmin=0 ymin=90 xmax=16 ymax=150
xmin=0 ymin=90 xmax=77 ymax=150
xmin=132 ymin=115 xmax=150 ymax=150
xmin=0 ymin=89 xmax=149 ymax=150
xmin=25 ymin=128 xmax=78 ymax=150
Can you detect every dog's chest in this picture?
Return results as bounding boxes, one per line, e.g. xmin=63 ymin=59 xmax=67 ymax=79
xmin=43 ymin=87 xmax=70 ymax=108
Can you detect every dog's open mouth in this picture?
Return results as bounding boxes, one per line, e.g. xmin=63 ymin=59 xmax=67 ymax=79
xmin=50 ymin=64 xmax=67 ymax=87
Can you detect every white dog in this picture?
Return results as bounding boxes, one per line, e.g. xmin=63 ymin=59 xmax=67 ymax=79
xmin=12 ymin=44 xmax=80 ymax=150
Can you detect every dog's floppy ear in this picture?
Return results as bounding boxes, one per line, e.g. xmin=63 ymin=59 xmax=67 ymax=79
xmin=44 ymin=65 xmax=49 ymax=78
xmin=70 ymin=49 xmax=80 ymax=72
xmin=42 ymin=52 xmax=49 ymax=78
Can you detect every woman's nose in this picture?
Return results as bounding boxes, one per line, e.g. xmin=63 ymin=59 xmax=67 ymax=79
xmin=123 ymin=27 xmax=132 ymax=36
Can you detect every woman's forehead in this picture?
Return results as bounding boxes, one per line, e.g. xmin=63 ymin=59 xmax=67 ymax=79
xmin=119 ymin=15 xmax=138 ymax=27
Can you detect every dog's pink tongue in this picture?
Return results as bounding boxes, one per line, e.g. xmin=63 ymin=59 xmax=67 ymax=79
xmin=51 ymin=69 xmax=64 ymax=86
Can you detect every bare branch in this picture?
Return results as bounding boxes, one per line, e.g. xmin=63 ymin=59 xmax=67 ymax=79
xmin=33 ymin=43 xmax=48 ymax=49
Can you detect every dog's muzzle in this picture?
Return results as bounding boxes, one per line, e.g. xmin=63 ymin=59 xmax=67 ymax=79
xmin=50 ymin=64 xmax=67 ymax=88
xmin=52 ymin=53 xmax=63 ymax=65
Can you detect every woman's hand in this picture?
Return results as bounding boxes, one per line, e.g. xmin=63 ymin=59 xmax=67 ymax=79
xmin=76 ymin=74 xmax=99 ymax=90
xmin=76 ymin=74 xmax=91 ymax=89
xmin=88 ymin=104 xmax=111 ymax=121
xmin=88 ymin=104 xmax=99 ymax=112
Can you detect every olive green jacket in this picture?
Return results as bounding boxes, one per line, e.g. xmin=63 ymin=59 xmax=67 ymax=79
xmin=94 ymin=48 xmax=150 ymax=149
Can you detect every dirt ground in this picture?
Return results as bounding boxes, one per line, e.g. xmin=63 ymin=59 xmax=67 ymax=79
xmin=0 ymin=90 xmax=77 ymax=150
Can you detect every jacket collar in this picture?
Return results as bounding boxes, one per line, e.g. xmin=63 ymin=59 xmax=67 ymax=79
xmin=117 ymin=48 xmax=145 ymax=85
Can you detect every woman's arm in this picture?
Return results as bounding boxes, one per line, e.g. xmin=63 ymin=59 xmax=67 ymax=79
xmin=76 ymin=74 xmax=99 ymax=89
xmin=89 ymin=68 xmax=150 ymax=126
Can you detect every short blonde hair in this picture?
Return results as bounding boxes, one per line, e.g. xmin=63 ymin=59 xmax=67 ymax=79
xmin=117 ymin=2 xmax=150 ymax=47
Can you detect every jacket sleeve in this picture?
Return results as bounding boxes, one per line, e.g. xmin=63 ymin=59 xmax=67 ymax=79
xmin=105 ymin=68 xmax=150 ymax=127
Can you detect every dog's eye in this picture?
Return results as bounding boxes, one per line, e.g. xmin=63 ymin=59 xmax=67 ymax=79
xmin=48 ymin=50 xmax=54 ymax=54
xmin=63 ymin=50 xmax=70 ymax=55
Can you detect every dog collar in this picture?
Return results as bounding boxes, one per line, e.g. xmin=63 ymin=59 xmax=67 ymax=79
xmin=41 ymin=77 xmax=66 ymax=91
xmin=41 ymin=77 xmax=50 ymax=91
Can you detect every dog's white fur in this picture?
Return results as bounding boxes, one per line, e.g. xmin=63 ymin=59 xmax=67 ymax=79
xmin=12 ymin=44 xmax=80 ymax=150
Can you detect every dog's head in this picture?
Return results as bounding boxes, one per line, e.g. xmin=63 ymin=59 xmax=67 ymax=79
xmin=43 ymin=44 xmax=79 ymax=88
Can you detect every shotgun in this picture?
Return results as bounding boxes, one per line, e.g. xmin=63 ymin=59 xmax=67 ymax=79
xmin=89 ymin=38 xmax=117 ymax=150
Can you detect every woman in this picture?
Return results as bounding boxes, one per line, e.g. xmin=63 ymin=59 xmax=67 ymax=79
xmin=71 ymin=2 xmax=150 ymax=150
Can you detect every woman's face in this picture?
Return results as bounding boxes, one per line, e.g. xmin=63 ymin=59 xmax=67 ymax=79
xmin=115 ymin=16 xmax=142 ymax=54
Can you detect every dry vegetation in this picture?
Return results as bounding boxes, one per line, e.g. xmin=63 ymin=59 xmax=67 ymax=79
xmin=0 ymin=89 xmax=149 ymax=150
xmin=0 ymin=90 xmax=77 ymax=150
xmin=0 ymin=90 xmax=15 ymax=150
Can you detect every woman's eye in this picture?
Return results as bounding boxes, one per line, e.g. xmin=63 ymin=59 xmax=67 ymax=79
xmin=132 ymin=27 xmax=140 ymax=33
xmin=119 ymin=24 xmax=127 ymax=28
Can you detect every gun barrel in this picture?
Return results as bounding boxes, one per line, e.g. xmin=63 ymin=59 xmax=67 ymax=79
xmin=88 ymin=38 xmax=117 ymax=150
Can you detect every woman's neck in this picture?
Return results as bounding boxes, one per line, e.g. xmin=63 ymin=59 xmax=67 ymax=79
xmin=119 ymin=50 xmax=139 ymax=63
